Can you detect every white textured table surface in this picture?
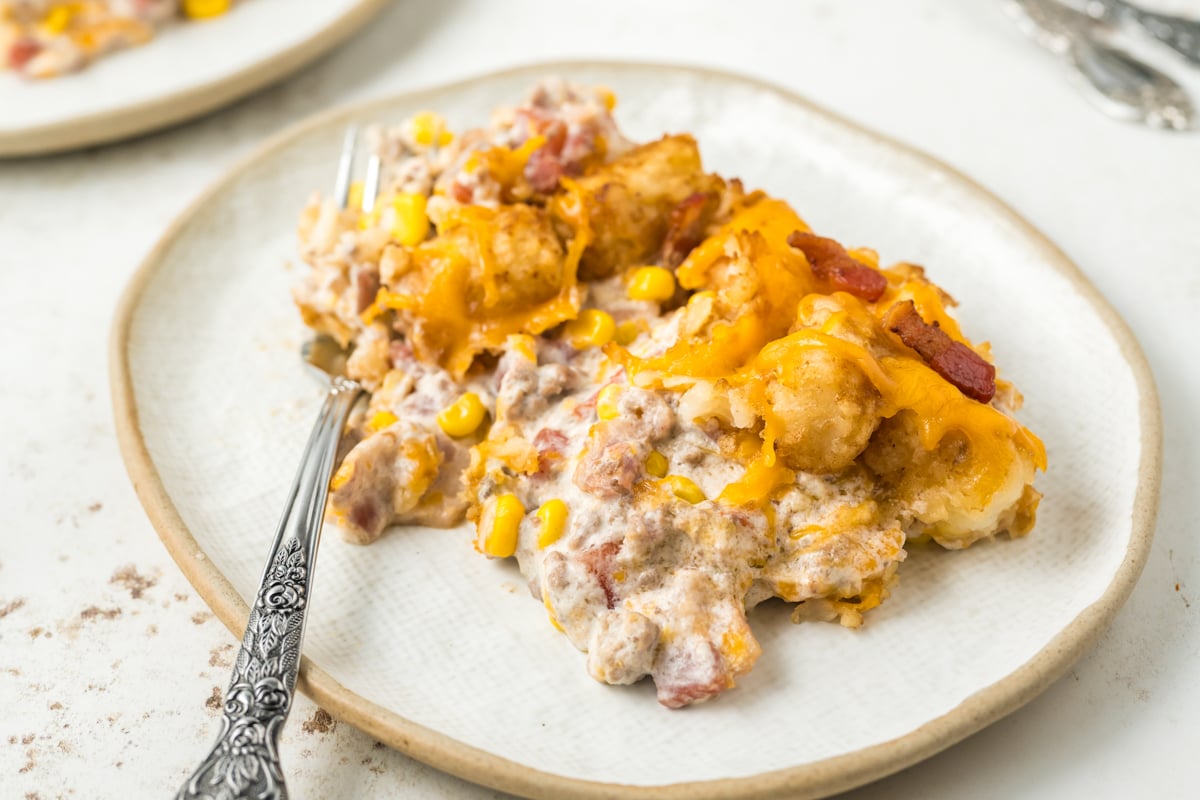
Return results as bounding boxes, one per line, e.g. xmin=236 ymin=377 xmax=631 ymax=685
xmin=2 ymin=1 xmax=1197 ymax=797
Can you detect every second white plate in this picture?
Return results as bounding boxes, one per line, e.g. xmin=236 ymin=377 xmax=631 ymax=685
xmin=0 ymin=0 xmax=388 ymax=157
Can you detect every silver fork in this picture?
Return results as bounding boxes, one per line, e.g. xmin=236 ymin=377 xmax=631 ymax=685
xmin=1006 ymin=0 xmax=1194 ymax=130
xmin=176 ymin=128 xmax=375 ymax=800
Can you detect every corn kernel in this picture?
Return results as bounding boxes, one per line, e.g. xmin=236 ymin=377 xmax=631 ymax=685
xmin=366 ymin=411 xmax=398 ymax=433
xmin=437 ymin=392 xmax=487 ymax=438
xmin=330 ymin=461 xmax=354 ymax=491
xmin=614 ymin=320 xmax=640 ymax=346
xmin=536 ymin=499 xmax=568 ymax=549
xmin=476 ymin=493 xmax=525 ymax=558
xmin=40 ymin=5 xmax=72 ymax=34
xmin=346 ymin=181 xmax=364 ymax=211
xmin=645 ymin=451 xmax=668 ymax=478
xmin=390 ymin=193 xmax=429 ymax=246
xmin=183 ymin=0 xmax=231 ymax=19
xmin=408 ymin=111 xmax=453 ymax=148
xmin=596 ymin=384 xmax=622 ymax=420
xmin=628 ymin=266 xmax=676 ymax=302
xmin=662 ymin=475 xmax=705 ymax=504
xmin=598 ymin=87 xmax=617 ymax=111
xmin=564 ymin=309 xmax=615 ymax=349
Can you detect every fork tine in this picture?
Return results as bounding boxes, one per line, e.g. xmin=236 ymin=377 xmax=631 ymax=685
xmin=362 ymin=152 xmax=382 ymax=213
xmin=333 ymin=125 xmax=358 ymax=210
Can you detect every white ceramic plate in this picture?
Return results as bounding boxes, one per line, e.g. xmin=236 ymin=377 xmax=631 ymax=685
xmin=0 ymin=0 xmax=387 ymax=157
xmin=111 ymin=63 xmax=1161 ymax=799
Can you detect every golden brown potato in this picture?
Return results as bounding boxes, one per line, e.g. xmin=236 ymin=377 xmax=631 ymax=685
xmin=769 ymin=348 xmax=882 ymax=473
xmin=791 ymin=294 xmax=878 ymax=349
xmin=862 ymin=411 xmax=1039 ymax=548
xmin=434 ymin=203 xmax=567 ymax=313
xmin=566 ymin=134 xmax=723 ymax=279
xmin=380 ymin=202 xmax=584 ymax=374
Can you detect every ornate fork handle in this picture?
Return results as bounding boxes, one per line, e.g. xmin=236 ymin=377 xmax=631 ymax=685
xmin=178 ymin=377 xmax=362 ymax=800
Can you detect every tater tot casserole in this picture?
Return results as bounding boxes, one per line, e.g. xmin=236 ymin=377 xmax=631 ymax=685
xmin=292 ymin=80 xmax=1046 ymax=708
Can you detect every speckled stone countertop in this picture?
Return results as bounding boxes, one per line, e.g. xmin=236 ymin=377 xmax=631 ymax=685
xmin=2 ymin=1 xmax=1197 ymax=797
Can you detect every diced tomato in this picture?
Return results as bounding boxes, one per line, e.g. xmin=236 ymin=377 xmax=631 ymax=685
xmin=9 ymin=39 xmax=42 ymax=70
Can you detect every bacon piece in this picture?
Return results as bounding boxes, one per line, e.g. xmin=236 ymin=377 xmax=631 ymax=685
xmin=523 ymin=121 xmax=569 ymax=193
xmin=884 ymin=300 xmax=996 ymax=403
xmin=579 ymin=541 xmax=622 ymax=609
xmin=787 ymin=231 xmax=888 ymax=301
xmin=660 ymin=192 xmax=717 ymax=268
xmin=540 ymin=120 xmax=568 ymax=154
xmin=8 ymin=39 xmax=41 ymax=70
xmin=560 ymin=127 xmax=597 ymax=176
xmin=524 ymin=148 xmax=565 ymax=193
xmin=355 ymin=266 xmax=380 ymax=314
xmin=449 ymin=181 xmax=473 ymax=204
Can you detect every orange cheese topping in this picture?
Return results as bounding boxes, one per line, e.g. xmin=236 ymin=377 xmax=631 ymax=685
xmin=468 ymin=135 xmax=546 ymax=191
xmin=615 ymin=197 xmax=1045 ymax=509
xmin=470 ymin=425 xmax=539 ymax=476
xmin=617 ymin=200 xmax=817 ymax=382
xmin=717 ymin=458 xmax=795 ymax=506
xmin=676 ymin=197 xmax=812 ymax=289
xmin=370 ymin=189 xmax=591 ymax=376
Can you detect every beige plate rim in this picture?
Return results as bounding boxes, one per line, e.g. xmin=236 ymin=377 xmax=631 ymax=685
xmin=108 ymin=60 xmax=1163 ymax=800
xmin=0 ymin=0 xmax=390 ymax=159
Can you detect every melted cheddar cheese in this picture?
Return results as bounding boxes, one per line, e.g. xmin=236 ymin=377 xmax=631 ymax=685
xmin=615 ymin=196 xmax=1045 ymax=512
xmin=369 ymin=193 xmax=591 ymax=376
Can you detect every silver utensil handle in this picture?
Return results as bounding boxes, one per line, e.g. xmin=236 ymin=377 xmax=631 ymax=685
xmin=1104 ymin=0 xmax=1200 ymax=66
xmin=1006 ymin=0 xmax=1194 ymax=130
xmin=177 ymin=377 xmax=362 ymax=800
xmin=1069 ymin=34 xmax=1194 ymax=129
